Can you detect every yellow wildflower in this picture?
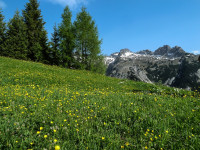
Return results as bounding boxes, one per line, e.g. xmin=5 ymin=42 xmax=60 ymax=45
xmin=55 ymin=145 xmax=60 ymax=150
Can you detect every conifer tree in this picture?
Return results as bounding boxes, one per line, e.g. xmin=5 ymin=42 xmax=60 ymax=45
xmin=74 ymin=7 xmax=103 ymax=71
xmin=0 ymin=9 xmax=6 ymax=56
xmin=23 ymin=0 xmax=50 ymax=63
xmin=49 ymin=24 xmax=61 ymax=66
xmin=5 ymin=10 xmax=28 ymax=59
xmin=59 ymin=6 xmax=75 ymax=68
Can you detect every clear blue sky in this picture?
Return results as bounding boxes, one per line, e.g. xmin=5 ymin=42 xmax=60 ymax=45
xmin=1 ymin=0 xmax=200 ymax=55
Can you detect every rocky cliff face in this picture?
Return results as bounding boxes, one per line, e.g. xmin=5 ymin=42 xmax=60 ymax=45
xmin=105 ymin=45 xmax=200 ymax=90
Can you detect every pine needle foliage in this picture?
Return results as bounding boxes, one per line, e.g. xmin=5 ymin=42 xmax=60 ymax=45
xmin=22 ymin=0 xmax=49 ymax=63
xmin=74 ymin=7 xmax=102 ymax=71
xmin=5 ymin=10 xmax=28 ymax=59
xmin=59 ymin=6 xmax=75 ymax=68
xmin=0 ymin=9 xmax=6 ymax=56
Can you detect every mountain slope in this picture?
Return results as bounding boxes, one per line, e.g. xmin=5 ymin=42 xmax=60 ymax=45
xmin=0 ymin=56 xmax=199 ymax=149
xmin=106 ymin=45 xmax=200 ymax=90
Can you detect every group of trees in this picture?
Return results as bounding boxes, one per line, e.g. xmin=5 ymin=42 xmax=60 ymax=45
xmin=0 ymin=0 xmax=105 ymax=74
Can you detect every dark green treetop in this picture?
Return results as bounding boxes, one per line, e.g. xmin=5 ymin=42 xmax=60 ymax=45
xmin=59 ymin=6 xmax=75 ymax=68
xmin=5 ymin=10 xmax=28 ymax=59
xmin=49 ymin=24 xmax=61 ymax=66
xmin=23 ymin=0 xmax=49 ymax=63
xmin=0 ymin=9 xmax=6 ymax=56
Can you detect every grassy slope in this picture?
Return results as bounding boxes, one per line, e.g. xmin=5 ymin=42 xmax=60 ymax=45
xmin=0 ymin=56 xmax=199 ymax=150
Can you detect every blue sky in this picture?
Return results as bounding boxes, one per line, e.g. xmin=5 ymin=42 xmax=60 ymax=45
xmin=1 ymin=0 xmax=200 ymax=55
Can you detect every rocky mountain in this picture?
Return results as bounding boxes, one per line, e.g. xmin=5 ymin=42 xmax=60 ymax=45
xmin=105 ymin=45 xmax=200 ymax=90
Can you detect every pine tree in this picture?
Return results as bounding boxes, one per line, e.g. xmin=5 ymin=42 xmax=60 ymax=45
xmin=59 ymin=6 xmax=75 ymax=68
xmin=23 ymin=0 xmax=50 ymax=63
xmin=5 ymin=10 xmax=28 ymax=59
xmin=49 ymin=24 xmax=61 ymax=66
xmin=74 ymin=7 xmax=103 ymax=71
xmin=0 ymin=9 xmax=6 ymax=56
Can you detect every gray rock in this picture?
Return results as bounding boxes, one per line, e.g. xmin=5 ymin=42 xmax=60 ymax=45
xmin=105 ymin=46 xmax=200 ymax=90
xmin=137 ymin=49 xmax=153 ymax=55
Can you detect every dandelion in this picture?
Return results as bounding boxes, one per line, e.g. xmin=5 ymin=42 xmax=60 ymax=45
xmin=121 ymin=145 xmax=124 ymax=148
xmin=54 ymin=139 xmax=58 ymax=143
xmin=64 ymin=119 xmax=67 ymax=122
xmin=166 ymin=130 xmax=168 ymax=134
xmin=51 ymin=121 xmax=53 ymax=124
xmin=54 ymin=129 xmax=57 ymax=133
xmin=37 ymin=131 xmax=40 ymax=134
xmin=102 ymin=137 xmax=105 ymax=140
xmin=55 ymin=145 xmax=60 ymax=150
xmin=40 ymin=127 xmax=43 ymax=130
xmin=145 ymin=146 xmax=148 ymax=149
xmin=44 ymin=135 xmax=48 ymax=138
xmin=16 ymin=141 xmax=18 ymax=143
xmin=125 ymin=142 xmax=129 ymax=146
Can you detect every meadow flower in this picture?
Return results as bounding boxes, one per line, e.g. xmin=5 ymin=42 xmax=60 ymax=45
xmin=102 ymin=137 xmax=105 ymax=140
xmin=145 ymin=146 xmax=148 ymax=149
xmin=54 ymin=139 xmax=58 ymax=143
xmin=54 ymin=129 xmax=57 ymax=133
xmin=37 ymin=131 xmax=40 ymax=134
xmin=125 ymin=142 xmax=129 ymax=146
xmin=121 ymin=145 xmax=124 ymax=148
xmin=44 ymin=135 xmax=48 ymax=138
xmin=55 ymin=145 xmax=60 ymax=150
xmin=40 ymin=127 xmax=43 ymax=130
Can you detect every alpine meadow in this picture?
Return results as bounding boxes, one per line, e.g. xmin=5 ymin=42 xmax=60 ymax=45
xmin=0 ymin=0 xmax=200 ymax=150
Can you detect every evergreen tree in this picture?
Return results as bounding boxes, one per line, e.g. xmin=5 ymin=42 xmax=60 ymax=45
xmin=59 ymin=6 xmax=75 ymax=68
xmin=74 ymin=7 xmax=103 ymax=71
xmin=23 ymin=0 xmax=50 ymax=63
xmin=5 ymin=10 xmax=28 ymax=59
xmin=0 ymin=9 xmax=6 ymax=56
xmin=49 ymin=24 xmax=61 ymax=66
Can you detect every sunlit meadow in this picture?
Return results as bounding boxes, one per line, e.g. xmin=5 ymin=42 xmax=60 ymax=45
xmin=0 ymin=57 xmax=199 ymax=149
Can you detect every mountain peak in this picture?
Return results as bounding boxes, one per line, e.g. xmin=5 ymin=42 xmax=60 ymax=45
xmin=154 ymin=45 xmax=171 ymax=56
xmin=154 ymin=45 xmax=186 ymax=58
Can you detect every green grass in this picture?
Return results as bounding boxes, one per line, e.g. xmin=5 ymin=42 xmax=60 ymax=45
xmin=0 ymin=56 xmax=199 ymax=150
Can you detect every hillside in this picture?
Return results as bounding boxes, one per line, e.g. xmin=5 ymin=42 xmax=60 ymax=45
xmin=0 ymin=57 xmax=199 ymax=149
